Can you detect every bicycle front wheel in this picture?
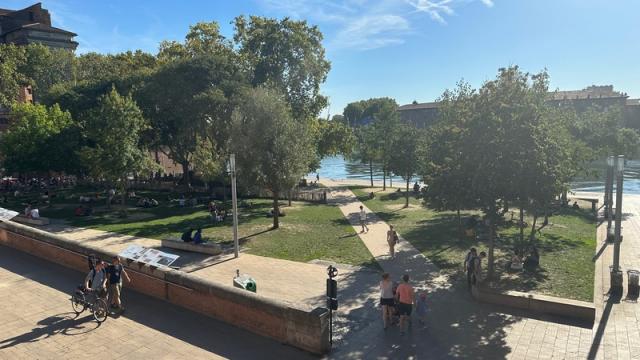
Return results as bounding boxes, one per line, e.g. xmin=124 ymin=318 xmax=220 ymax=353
xmin=71 ymin=292 xmax=86 ymax=314
xmin=92 ymin=298 xmax=109 ymax=323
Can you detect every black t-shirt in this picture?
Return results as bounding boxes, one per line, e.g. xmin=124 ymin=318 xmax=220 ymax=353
xmin=107 ymin=264 xmax=124 ymax=284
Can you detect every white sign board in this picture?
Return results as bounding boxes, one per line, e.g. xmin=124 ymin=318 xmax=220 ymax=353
xmin=119 ymin=245 xmax=179 ymax=267
xmin=0 ymin=207 xmax=19 ymax=222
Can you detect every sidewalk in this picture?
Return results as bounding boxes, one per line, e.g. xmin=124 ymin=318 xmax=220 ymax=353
xmin=325 ymin=180 xmax=595 ymax=359
xmin=577 ymin=191 xmax=640 ymax=360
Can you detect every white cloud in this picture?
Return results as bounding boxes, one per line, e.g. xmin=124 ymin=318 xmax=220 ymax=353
xmin=259 ymin=0 xmax=494 ymax=50
xmin=333 ymin=14 xmax=410 ymax=50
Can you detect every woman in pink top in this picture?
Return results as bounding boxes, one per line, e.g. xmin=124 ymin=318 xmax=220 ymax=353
xmin=395 ymin=274 xmax=414 ymax=335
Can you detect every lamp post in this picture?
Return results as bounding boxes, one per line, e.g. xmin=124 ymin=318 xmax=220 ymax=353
xmin=229 ymin=154 xmax=239 ymax=258
xmin=606 ymin=156 xmax=615 ymax=242
xmin=610 ymin=155 xmax=624 ymax=295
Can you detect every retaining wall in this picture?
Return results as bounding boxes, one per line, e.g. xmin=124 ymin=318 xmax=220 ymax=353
xmin=0 ymin=221 xmax=330 ymax=354
xmin=472 ymin=284 xmax=595 ymax=324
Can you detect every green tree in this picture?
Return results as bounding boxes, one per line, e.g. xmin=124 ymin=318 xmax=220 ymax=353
xmin=231 ymin=87 xmax=315 ymax=229
xmin=0 ymin=103 xmax=72 ymax=175
xmin=389 ymin=124 xmax=421 ymax=207
xmin=19 ymin=44 xmax=74 ymax=100
xmin=614 ymin=128 xmax=640 ymax=159
xmin=139 ymin=54 xmax=244 ymax=187
xmin=234 ymin=16 xmax=331 ymax=121
xmin=0 ymin=44 xmax=27 ymax=107
xmin=79 ymin=88 xmax=154 ymax=205
xmin=313 ymin=117 xmax=355 ymax=158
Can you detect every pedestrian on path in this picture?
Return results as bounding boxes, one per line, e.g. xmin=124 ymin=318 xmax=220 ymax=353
xmin=395 ymin=274 xmax=414 ymax=335
xmin=359 ymin=205 xmax=369 ymax=233
xmin=107 ymin=256 xmax=131 ymax=311
xmin=380 ymin=273 xmax=395 ymax=330
xmin=386 ymin=225 xmax=399 ymax=258
xmin=472 ymin=251 xmax=487 ymax=286
xmin=464 ymin=248 xmax=477 ymax=289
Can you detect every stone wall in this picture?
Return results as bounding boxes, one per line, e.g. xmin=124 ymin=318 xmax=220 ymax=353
xmin=0 ymin=220 xmax=330 ymax=354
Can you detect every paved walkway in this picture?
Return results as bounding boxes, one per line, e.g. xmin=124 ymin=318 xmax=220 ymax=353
xmin=325 ymin=180 xmax=595 ymax=359
xmin=0 ymin=245 xmax=312 ymax=360
xmin=575 ymin=192 xmax=640 ymax=360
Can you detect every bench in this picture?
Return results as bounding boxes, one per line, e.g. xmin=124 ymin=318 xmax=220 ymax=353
xmin=569 ymin=196 xmax=599 ymax=213
xmin=161 ymin=238 xmax=222 ymax=255
xmin=13 ymin=215 xmax=50 ymax=226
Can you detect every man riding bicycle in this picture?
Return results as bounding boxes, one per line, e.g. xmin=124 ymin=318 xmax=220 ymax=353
xmin=83 ymin=260 xmax=107 ymax=296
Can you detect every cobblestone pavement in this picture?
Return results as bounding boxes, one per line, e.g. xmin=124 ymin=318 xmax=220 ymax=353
xmin=324 ymin=180 xmax=595 ymax=359
xmin=0 ymin=245 xmax=313 ymax=360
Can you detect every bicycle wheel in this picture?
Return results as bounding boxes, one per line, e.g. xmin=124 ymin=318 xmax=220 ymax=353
xmin=71 ymin=292 xmax=86 ymax=314
xmin=92 ymin=298 xmax=109 ymax=323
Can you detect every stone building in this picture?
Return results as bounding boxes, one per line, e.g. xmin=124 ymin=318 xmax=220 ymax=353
xmin=0 ymin=3 xmax=78 ymax=50
xmin=399 ymin=85 xmax=640 ymax=129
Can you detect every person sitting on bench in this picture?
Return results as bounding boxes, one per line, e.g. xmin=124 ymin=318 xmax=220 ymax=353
xmin=193 ymin=228 xmax=204 ymax=244
xmin=181 ymin=228 xmax=193 ymax=242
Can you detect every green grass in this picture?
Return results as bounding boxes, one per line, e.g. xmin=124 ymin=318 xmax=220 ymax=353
xmin=351 ymin=186 xmax=596 ymax=302
xmin=5 ymin=189 xmax=377 ymax=269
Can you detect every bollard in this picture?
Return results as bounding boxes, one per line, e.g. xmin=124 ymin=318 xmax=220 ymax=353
xmin=610 ymin=266 xmax=623 ymax=296
xmin=628 ymin=270 xmax=639 ymax=299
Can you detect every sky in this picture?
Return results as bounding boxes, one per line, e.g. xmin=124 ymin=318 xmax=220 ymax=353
xmin=5 ymin=0 xmax=640 ymax=117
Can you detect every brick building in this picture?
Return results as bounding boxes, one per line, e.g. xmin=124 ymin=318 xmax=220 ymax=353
xmin=0 ymin=3 xmax=78 ymax=50
xmin=398 ymin=85 xmax=640 ymax=129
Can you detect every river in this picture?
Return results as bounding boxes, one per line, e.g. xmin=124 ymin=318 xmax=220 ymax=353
xmin=314 ymin=156 xmax=640 ymax=194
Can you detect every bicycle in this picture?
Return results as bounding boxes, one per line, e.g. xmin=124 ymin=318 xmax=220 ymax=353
xmin=70 ymin=287 xmax=109 ymax=323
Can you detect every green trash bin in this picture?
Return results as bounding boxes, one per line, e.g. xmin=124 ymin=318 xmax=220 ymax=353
xmin=233 ymin=270 xmax=257 ymax=293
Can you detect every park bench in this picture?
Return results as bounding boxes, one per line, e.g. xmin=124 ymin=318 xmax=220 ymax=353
xmin=161 ymin=238 xmax=222 ymax=255
xmin=13 ymin=215 xmax=50 ymax=226
xmin=569 ymin=196 xmax=599 ymax=213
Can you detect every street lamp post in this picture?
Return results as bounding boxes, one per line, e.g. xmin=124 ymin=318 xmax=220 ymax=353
xmin=606 ymin=156 xmax=615 ymax=242
xmin=610 ymin=155 xmax=624 ymax=295
xmin=230 ymin=154 xmax=239 ymax=258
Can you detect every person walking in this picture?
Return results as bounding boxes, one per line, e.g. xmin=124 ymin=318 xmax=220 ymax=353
xmin=359 ymin=205 xmax=369 ymax=233
xmin=464 ymin=248 xmax=477 ymax=289
xmin=106 ymin=256 xmax=131 ymax=311
xmin=395 ymin=274 xmax=414 ymax=335
xmin=472 ymin=251 xmax=487 ymax=287
xmin=380 ymin=273 xmax=395 ymax=330
xmin=386 ymin=225 xmax=399 ymax=258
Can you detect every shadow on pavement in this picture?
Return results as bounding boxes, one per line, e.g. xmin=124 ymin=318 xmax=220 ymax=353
xmin=0 ymin=313 xmax=98 ymax=349
xmin=0 ymin=245 xmax=314 ymax=359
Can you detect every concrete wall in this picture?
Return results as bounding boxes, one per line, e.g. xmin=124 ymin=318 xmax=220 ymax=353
xmin=472 ymin=284 xmax=595 ymax=324
xmin=0 ymin=221 xmax=330 ymax=354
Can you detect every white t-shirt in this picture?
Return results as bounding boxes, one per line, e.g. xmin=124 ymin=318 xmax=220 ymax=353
xmin=30 ymin=209 xmax=40 ymax=219
xmin=359 ymin=209 xmax=366 ymax=221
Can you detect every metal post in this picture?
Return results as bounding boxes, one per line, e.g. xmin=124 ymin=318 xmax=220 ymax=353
xmin=613 ymin=155 xmax=624 ymax=270
xmin=610 ymin=155 xmax=624 ymax=295
xmin=230 ymin=154 xmax=239 ymax=258
xmin=606 ymin=156 xmax=615 ymax=241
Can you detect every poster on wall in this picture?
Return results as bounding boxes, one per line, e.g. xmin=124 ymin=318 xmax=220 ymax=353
xmin=118 ymin=245 xmax=179 ymax=267
xmin=0 ymin=207 xmax=19 ymax=222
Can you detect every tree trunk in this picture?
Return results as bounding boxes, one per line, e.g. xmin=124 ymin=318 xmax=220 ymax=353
xmin=519 ymin=207 xmax=524 ymax=244
xmin=272 ymin=192 xmax=280 ymax=229
xmin=457 ymin=207 xmax=463 ymax=241
xmin=390 ymin=173 xmax=393 ymax=188
xmin=369 ymin=160 xmax=374 ymax=187
xmin=288 ymin=189 xmax=292 ymax=207
xmin=488 ymin=217 xmax=495 ymax=280
xmin=529 ymin=214 xmax=538 ymax=243
xmin=405 ymin=177 xmax=410 ymax=208
xmin=181 ymin=161 xmax=191 ymax=189
xmin=383 ymin=169 xmax=386 ymax=190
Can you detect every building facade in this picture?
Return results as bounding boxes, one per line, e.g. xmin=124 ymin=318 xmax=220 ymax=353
xmin=0 ymin=3 xmax=78 ymax=50
xmin=398 ymin=85 xmax=640 ymax=129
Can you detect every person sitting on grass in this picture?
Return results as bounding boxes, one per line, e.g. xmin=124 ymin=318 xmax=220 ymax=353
xmin=193 ymin=228 xmax=204 ymax=244
xmin=509 ymin=250 xmax=524 ymax=271
xmin=28 ymin=207 xmax=40 ymax=219
xmin=181 ymin=228 xmax=193 ymax=242
xmin=572 ymin=201 xmax=580 ymax=209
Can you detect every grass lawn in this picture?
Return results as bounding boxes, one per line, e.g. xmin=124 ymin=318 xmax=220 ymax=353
xmin=351 ymin=186 xmax=596 ymax=302
xmin=3 ymin=188 xmax=377 ymax=269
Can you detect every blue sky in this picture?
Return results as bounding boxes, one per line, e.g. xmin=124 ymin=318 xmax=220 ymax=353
xmin=6 ymin=0 xmax=640 ymax=116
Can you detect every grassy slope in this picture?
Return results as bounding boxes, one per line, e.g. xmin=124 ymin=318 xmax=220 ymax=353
xmin=351 ymin=186 xmax=595 ymax=301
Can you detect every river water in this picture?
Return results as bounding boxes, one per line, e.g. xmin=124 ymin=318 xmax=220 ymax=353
xmin=314 ymin=156 xmax=640 ymax=194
